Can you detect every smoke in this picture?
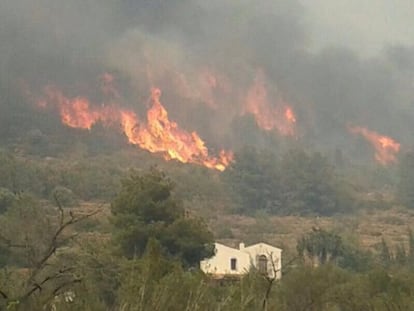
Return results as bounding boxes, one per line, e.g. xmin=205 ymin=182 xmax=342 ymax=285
xmin=1 ymin=0 xmax=413 ymax=160
xmin=302 ymin=0 xmax=414 ymax=57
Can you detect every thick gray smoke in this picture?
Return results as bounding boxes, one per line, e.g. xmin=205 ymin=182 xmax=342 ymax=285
xmin=1 ymin=0 xmax=413 ymax=157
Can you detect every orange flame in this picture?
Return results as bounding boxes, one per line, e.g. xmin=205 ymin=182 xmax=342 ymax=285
xmin=245 ymin=70 xmax=296 ymax=136
xmin=41 ymin=86 xmax=120 ymax=129
xmin=349 ymin=126 xmax=401 ymax=165
xmin=285 ymin=107 xmax=296 ymax=124
xmin=39 ymin=85 xmax=232 ymax=171
xmin=122 ymin=88 xmax=233 ymax=171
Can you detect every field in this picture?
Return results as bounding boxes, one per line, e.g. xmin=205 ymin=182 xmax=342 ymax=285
xmin=78 ymin=201 xmax=414 ymax=260
xmin=209 ymin=207 xmax=414 ymax=259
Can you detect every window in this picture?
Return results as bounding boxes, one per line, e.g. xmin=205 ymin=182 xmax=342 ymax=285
xmin=230 ymin=258 xmax=237 ymax=270
xmin=258 ymin=255 xmax=268 ymax=274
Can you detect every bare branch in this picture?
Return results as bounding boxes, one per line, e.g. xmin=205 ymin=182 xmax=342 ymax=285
xmin=23 ymin=267 xmax=77 ymax=299
xmin=25 ymin=207 xmax=101 ymax=292
xmin=0 ymin=290 xmax=8 ymax=299
xmin=1 ymin=199 xmax=103 ymax=308
xmin=261 ymin=252 xmax=299 ymax=311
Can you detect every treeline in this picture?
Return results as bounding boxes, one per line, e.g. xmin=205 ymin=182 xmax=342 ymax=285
xmin=224 ymin=147 xmax=413 ymax=216
xmin=2 ymin=169 xmax=414 ymax=310
xmin=1 ymin=146 xmax=414 ymax=216
xmin=0 ymin=150 xmax=123 ymax=202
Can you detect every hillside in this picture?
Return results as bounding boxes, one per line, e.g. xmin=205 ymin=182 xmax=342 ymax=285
xmin=2 ymin=1 xmax=414 ymax=309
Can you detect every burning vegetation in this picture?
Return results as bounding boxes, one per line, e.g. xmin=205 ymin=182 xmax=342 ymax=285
xmin=349 ymin=126 xmax=401 ymax=165
xmin=38 ymin=84 xmax=233 ymax=171
xmin=1 ymin=0 xmax=413 ymax=172
xmin=120 ymin=88 xmax=233 ymax=171
xmin=244 ymin=70 xmax=297 ymax=137
xmin=36 ymin=67 xmax=405 ymax=168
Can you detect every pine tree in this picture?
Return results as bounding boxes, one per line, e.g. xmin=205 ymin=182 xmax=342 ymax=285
xmin=111 ymin=168 xmax=214 ymax=267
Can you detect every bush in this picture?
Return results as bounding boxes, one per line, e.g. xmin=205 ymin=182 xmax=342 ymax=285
xmin=0 ymin=187 xmax=16 ymax=214
xmin=52 ymin=186 xmax=78 ymax=207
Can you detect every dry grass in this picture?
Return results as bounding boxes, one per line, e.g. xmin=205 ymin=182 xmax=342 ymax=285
xmin=71 ymin=202 xmax=414 ymax=260
xmin=211 ymin=208 xmax=414 ymax=258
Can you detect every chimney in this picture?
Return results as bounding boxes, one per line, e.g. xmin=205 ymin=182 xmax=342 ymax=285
xmin=239 ymin=242 xmax=245 ymax=250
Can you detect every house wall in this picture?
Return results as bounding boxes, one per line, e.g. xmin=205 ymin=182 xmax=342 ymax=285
xmin=200 ymin=243 xmax=250 ymax=276
xmin=243 ymin=243 xmax=282 ymax=279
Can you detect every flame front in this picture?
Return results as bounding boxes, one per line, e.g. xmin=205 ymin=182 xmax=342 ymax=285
xmin=244 ymin=70 xmax=296 ymax=136
xmin=349 ymin=126 xmax=401 ymax=165
xmin=122 ymin=88 xmax=233 ymax=171
xmin=39 ymin=85 xmax=233 ymax=171
xmin=41 ymin=85 xmax=121 ymax=129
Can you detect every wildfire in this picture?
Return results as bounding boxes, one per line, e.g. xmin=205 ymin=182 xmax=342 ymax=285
xmin=285 ymin=107 xmax=296 ymax=124
xmin=349 ymin=126 xmax=401 ymax=165
xmin=41 ymin=85 xmax=120 ymax=129
xmin=122 ymin=88 xmax=233 ymax=171
xmin=171 ymin=67 xmax=231 ymax=109
xmin=244 ymin=70 xmax=296 ymax=136
xmin=39 ymin=85 xmax=233 ymax=171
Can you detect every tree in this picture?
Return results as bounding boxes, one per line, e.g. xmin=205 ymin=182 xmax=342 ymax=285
xmin=0 ymin=194 xmax=99 ymax=310
xmin=224 ymin=147 xmax=354 ymax=216
xmin=111 ymin=168 xmax=214 ymax=267
xmin=0 ymin=188 xmax=16 ymax=214
xmin=398 ymin=151 xmax=414 ymax=208
xmin=297 ymin=229 xmax=345 ymax=266
xmin=279 ymin=149 xmax=351 ymax=216
xmin=276 ymin=265 xmax=349 ymax=311
xmin=223 ymin=146 xmax=281 ymax=213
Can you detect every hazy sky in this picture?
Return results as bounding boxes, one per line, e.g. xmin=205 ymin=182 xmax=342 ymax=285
xmin=301 ymin=0 xmax=414 ymax=57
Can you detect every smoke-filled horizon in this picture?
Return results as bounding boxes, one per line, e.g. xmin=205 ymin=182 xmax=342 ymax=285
xmin=1 ymin=0 xmax=413 ymax=166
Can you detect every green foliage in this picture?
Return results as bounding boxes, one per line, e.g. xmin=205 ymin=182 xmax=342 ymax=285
xmin=111 ymin=168 xmax=214 ymax=267
xmin=398 ymin=151 xmax=414 ymax=208
xmin=0 ymin=195 xmax=53 ymax=268
xmin=0 ymin=150 xmax=123 ymax=201
xmin=223 ymin=146 xmax=280 ymax=213
xmin=76 ymin=237 xmax=122 ymax=308
xmin=0 ymin=188 xmax=16 ymax=214
xmin=0 ymin=194 xmax=102 ymax=311
xmin=378 ymin=238 xmax=392 ymax=267
xmin=52 ymin=186 xmax=78 ymax=207
xmin=297 ymin=228 xmax=375 ymax=272
xmin=395 ymin=244 xmax=407 ymax=265
xmin=225 ymin=147 xmax=355 ymax=216
xmin=4 ymin=194 xmax=414 ymax=310
xmin=277 ymin=265 xmax=349 ymax=311
xmin=0 ymin=151 xmax=20 ymax=193
xmin=297 ymin=229 xmax=345 ymax=266
xmin=279 ymin=149 xmax=341 ymax=215
xmin=0 ymin=243 xmax=10 ymax=268
xmin=409 ymin=229 xmax=414 ymax=261
xmin=337 ymin=244 xmax=373 ymax=272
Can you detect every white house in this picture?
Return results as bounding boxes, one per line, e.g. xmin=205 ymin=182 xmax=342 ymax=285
xmin=200 ymin=242 xmax=282 ymax=279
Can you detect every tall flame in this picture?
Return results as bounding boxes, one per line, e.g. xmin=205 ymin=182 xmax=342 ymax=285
xmin=244 ymin=70 xmax=296 ymax=136
xmin=39 ymin=86 xmax=233 ymax=171
xmin=122 ymin=88 xmax=233 ymax=171
xmin=349 ymin=126 xmax=401 ymax=165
